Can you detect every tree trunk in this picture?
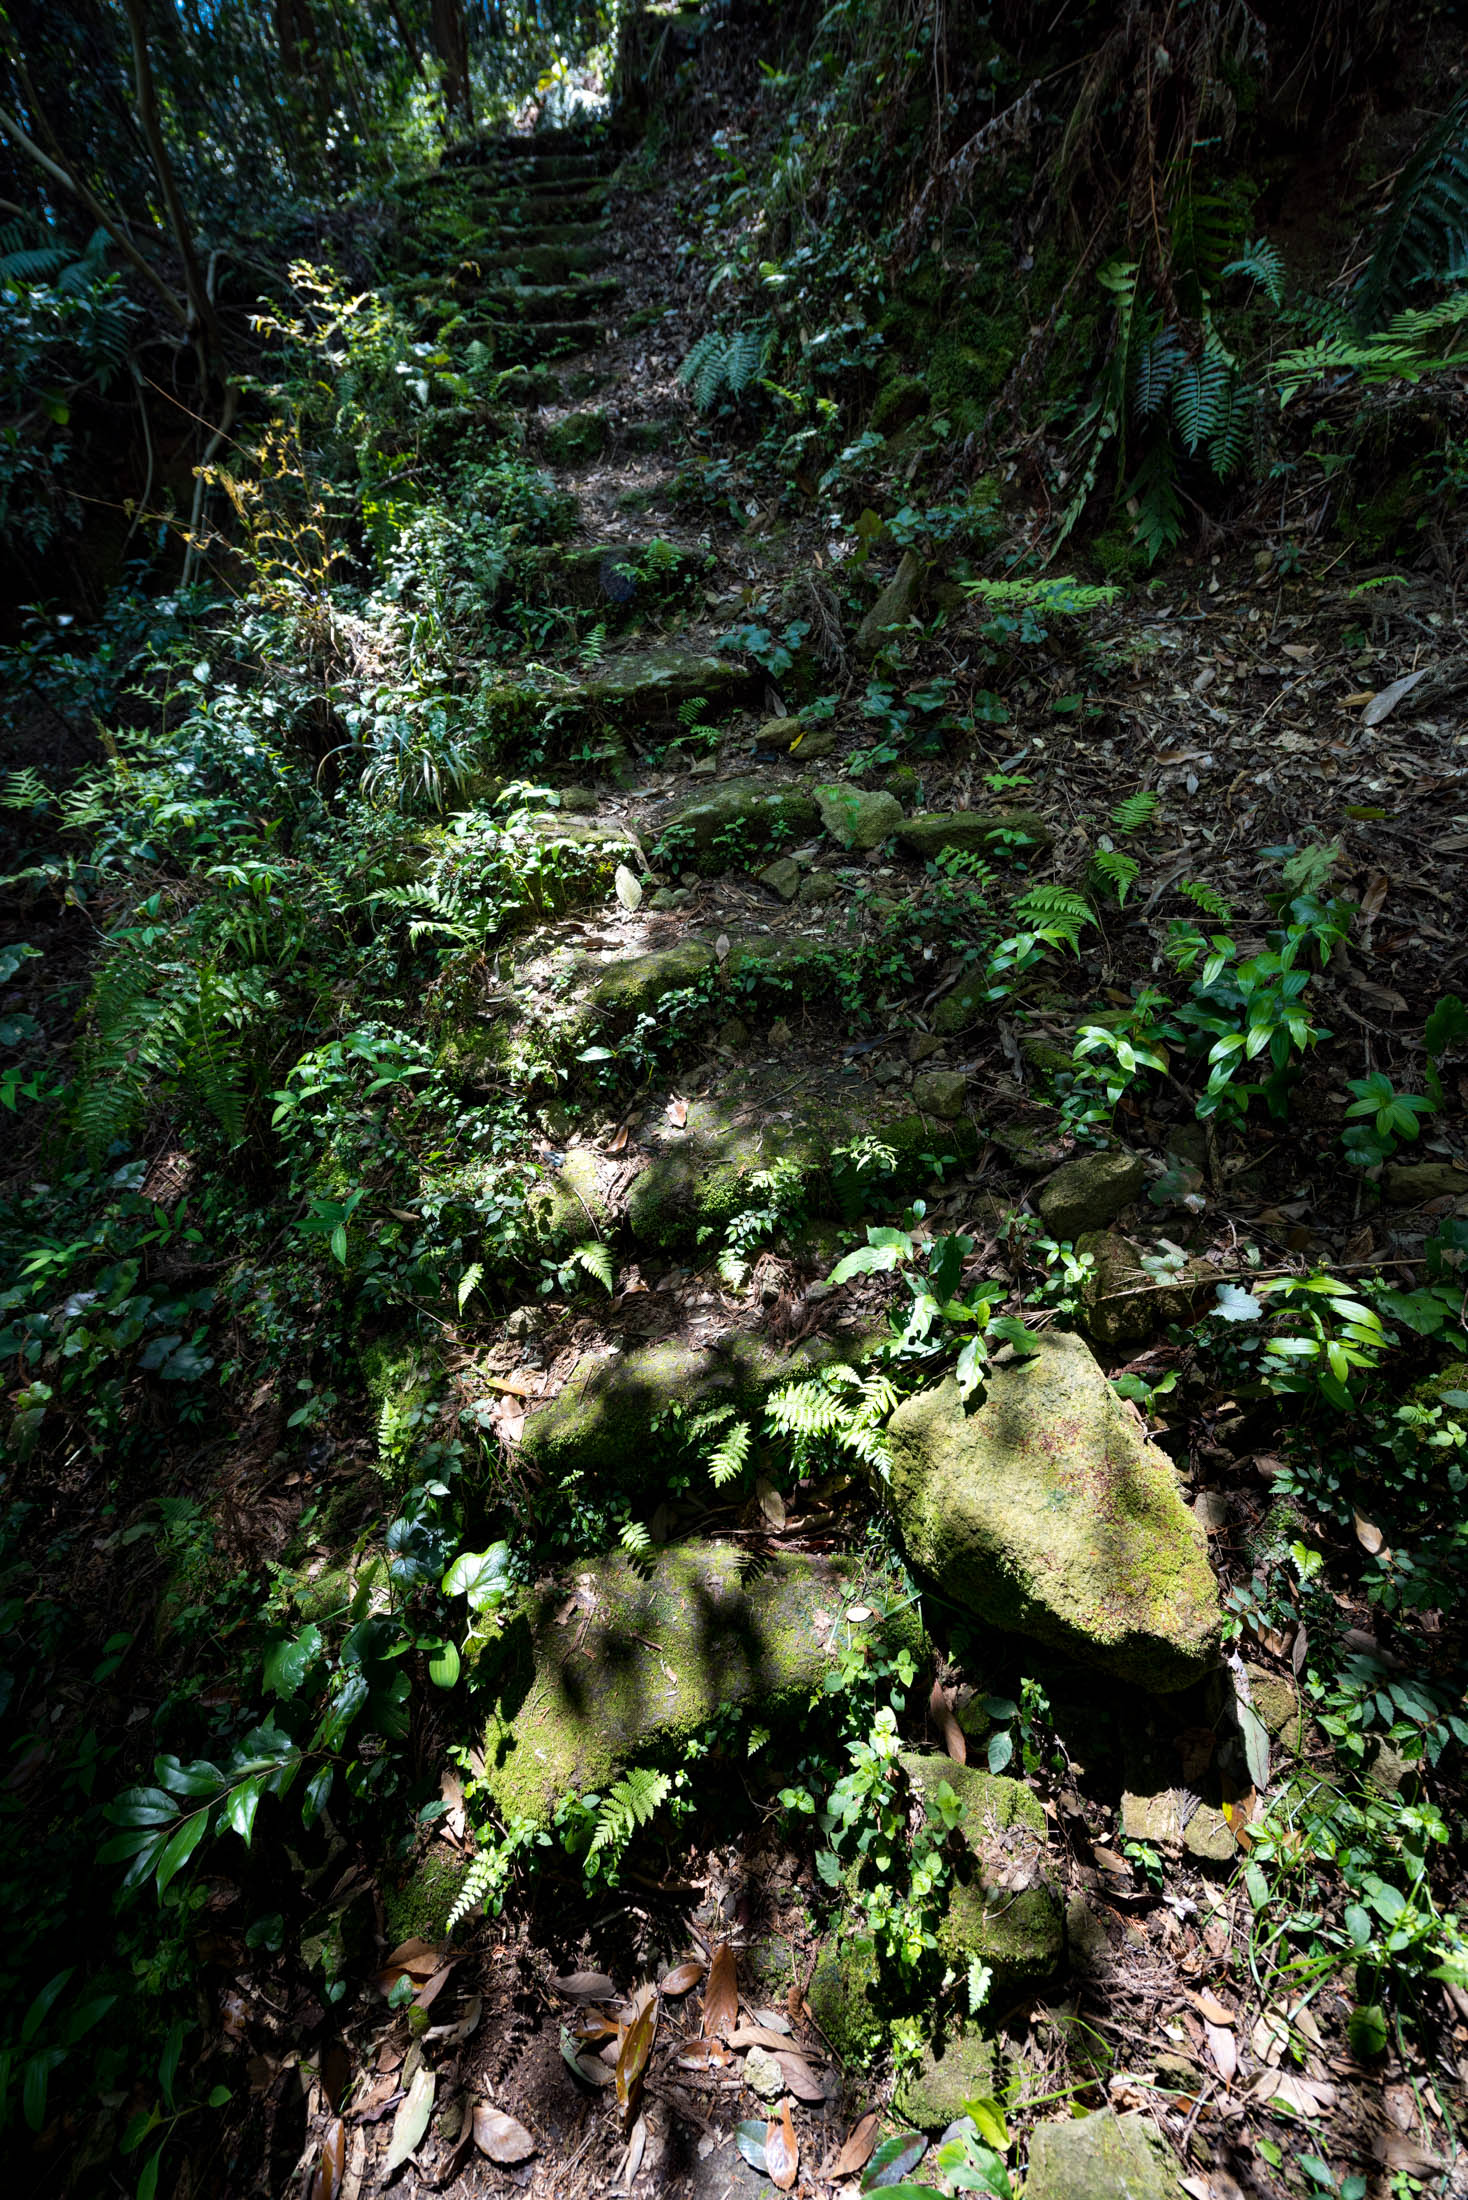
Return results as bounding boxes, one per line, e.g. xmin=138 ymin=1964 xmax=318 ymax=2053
xmin=429 ymin=0 xmax=473 ymax=132
xmin=119 ymin=0 xmax=216 ymax=349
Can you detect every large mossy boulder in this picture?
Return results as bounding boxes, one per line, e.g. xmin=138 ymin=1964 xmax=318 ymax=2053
xmin=656 ymin=778 xmax=820 ymax=874
xmin=814 ymin=782 xmax=904 ymax=851
xmin=1025 ymin=2109 xmax=1176 ymax=2200
xmin=885 ymin=1332 xmax=1220 ymax=1690
xmin=478 ymin=1542 xmax=924 ymax=1827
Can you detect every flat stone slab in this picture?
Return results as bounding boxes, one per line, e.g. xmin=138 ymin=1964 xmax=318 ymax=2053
xmin=479 ymin=1541 xmax=923 ymax=1826
xmin=897 ymin=810 xmax=1052 ymax=861
xmin=656 ymin=776 xmax=819 ymax=873
xmin=1025 ymin=2110 xmax=1175 ymax=2200
xmin=885 ymin=1331 xmax=1221 ymax=1690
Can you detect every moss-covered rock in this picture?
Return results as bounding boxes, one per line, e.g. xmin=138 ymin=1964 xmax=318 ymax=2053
xmin=517 ymin=1326 xmax=860 ymax=1481
xmin=544 ymin=408 xmax=610 ymax=464
xmin=382 ymin=1847 xmax=464 ymax=1947
xmin=1038 ymin=1150 xmax=1144 ymax=1239
xmin=897 ymin=810 xmax=1052 ymax=862
xmin=855 ymin=549 xmax=923 ymax=657
xmin=479 ymin=1542 xmax=924 ymax=1828
xmin=807 ymin=1935 xmax=883 ymax=2066
xmin=1025 ymin=2109 xmax=1175 ymax=2200
xmin=885 ymin=1333 xmax=1221 ymax=1690
xmin=656 ymin=777 xmax=820 ymax=874
xmin=899 ymin=1755 xmax=1063 ymax=1988
xmin=359 ymin=1334 xmax=438 ymax=1461
xmin=585 ymin=937 xmax=715 ymax=1019
xmin=894 ymin=2031 xmax=998 ymax=2129
xmin=1075 ymin=1230 xmax=1203 ymax=1348
xmin=814 ymin=783 xmax=904 ymax=851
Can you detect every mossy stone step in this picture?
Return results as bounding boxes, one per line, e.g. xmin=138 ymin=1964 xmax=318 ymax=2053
xmin=443 ymin=126 xmax=616 ymax=167
xmin=653 ymin=777 xmax=821 ymax=874
xmin=481 ymin=317 xmax=609 ymax=362
xmin=492 ymin=363 xmax=603 ymax=407
xmin=473 ymin=276 xmax=621 ymax=322
xmin=623 ymin=1081 xmax=980 ymax=1251
xmin=476 ymin=241 xmax=612 ymax=282
xmin=517 ymin=1328 xmax=864 ymax=1482
xmin=541 ymin=410 xmax=610 ymax=464
xmin=477 ymin=1540 xmax=924 ymax=1828
xmin=478 ymin=646 xmax=751 ymax=759
xmin=469 ymin=181 xmax=612 ymax=220
xmin=896 ymin=809 xmax=1053 ymax=861
xmin=481 ymin=151 xmax=617 ymax=185
xmin=520 ymin=539 xmax=704 ymax=614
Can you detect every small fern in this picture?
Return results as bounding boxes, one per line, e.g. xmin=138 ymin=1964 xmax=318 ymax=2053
xmin=1355 ymin=91 xmax=1468 ymax=328
xmin=457 ymin=1261 xmax=484 ymax=1314
xmin=1011 ymin=883 xmax=1095 ymax=944
xmin=1179 ymin=878 xmax=1231 ymax=920
xmin=1090 ymin=848 xmax=1141 ymax=906
xmin=1222 ymin=238 xmax=1285 ymax=306
xmin=572 ymin=1240 xmax=614 ymax=1294
xmin=706 ymin=1415 xmax=752 ymax=1489
xmin=590 ymin=1768 xmax=672 ymax=1864
xmin=619 ymin=1516 xmax=651 ymax=1556
xmin=448 ymin=1850 xmax=498 ymax=1933
xmin=678 ymin=324 xmax=771 ymax=412
xmin=1110 ymin=791 xmax=1159 ymax=834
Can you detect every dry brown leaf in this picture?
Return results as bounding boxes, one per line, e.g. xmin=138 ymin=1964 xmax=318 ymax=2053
xmin=472 ymin=2105 xmax=536 ymax=2164
xmin=1191 ymin=1988 xmax=1234 ymax=2027
xmin=380 ymin=1937 xmax=440 ymax=1981
xmin=350 ymin=2071 xmax=399 ymax=2125
xmin=756 ymin=1479 xmax=786 ymax=1530
xmin=621 ymin=2113 xmax=648 ymax=2186
xmin=1354 ymin=1511 xmax=1387 ymax=1555
xmin=668 ymin=1096 xmax=689 ymax=1130
xmin=660 ymin=1959 xmax=706 ymax=1998
xmin=675 ymin=2038 xmax=734 ymax=2069
xmin=728 ymin=2025 xmax=802 ymax=2052
xmin=765 ymin=2101 xmax=798 ymax=2191
xmin=309 ymin=2118 xmax=345 ymax=2200
xmin=607 ymin=1124 xmax=629 ymax=1154
xmin=750 ymin=2008 xmax=792 ymax=2034
xmin=1204 ymin=2021 xmax=1237 ymax=2083
xmin=616 ymin=1996 xmax=656 ymax=2113
xmin=555 ymin=1971 xmax=618 ymax=1998
xmin=1251 ymin=2011 xmax=1289 ymax=2067
xmin=412 ymin=1959 xmax=456 ymax=2013
xmin=715 ymin=933 xmax=730 ymax=961
xmin=569 ymin=2010 xmax=620 ymax=2042
xmin=774 ymin=2050 xmax=824 ymax=2102
xmin=830 ymin=2111 xmax=880 ymax=2177
xmin=1360 ymin=872 xmax=1390 ymax=924
xmin=928 ymin=1677 xmax=967 ymax=1765
xmin=1363 ymin=668 xmax=1428 ymax=726
xmin=703 ymin=1942 xmax=738 ymax=2041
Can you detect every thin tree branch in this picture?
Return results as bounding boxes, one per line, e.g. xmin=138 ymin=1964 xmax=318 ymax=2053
xmin=0 ymin=98 xmax=189 ymax=324
xmin=119 ymin=0 xmax=217 ymax=347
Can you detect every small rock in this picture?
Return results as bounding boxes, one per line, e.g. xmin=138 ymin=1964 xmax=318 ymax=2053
xmin=1191 ymin=1490 xmax=1230 ymax=1532
xmin=907 ymin=1034 xmax=945 ymax=1065
xmin=768 ymin=1019 xmax=793 ymax=1048
xmin=932 ymin=979 xmax=985 ymax=1035
xmin=505 ymin=1305 xmax=542 ymax=1341
xmin=1120 ymin=1785 xmax=1181 ymax=1851
xmin=797 ymin=871 xmax=839 ymax=907
xmin=898 ymin=809 xmax=1053 ymax=862
xmin=1183 ymin=1805 xmax=1237 ymax=1863
xmin=790 ymin=725 xmax=837 ymax=760
xmin=874 ymin=1060 xmax=905 ymax=1085
xmin=758 ymin=856 xmax=801 ymax=902
xmin=649 ymin=886 xmax=691 ymax=911
xmin=913 ymin=1069 xmax=968 ymax=1119
xmin=560 ymin=786 xmax=599 ymax=813
xmin=1025 ymin=2109 xmax=1174 ymax=2200
xmin=814 ymin=782 xmax=904 ymax=852
xmin=1065 ymin=1894 xmax=1111 ymax=1977
xmin=1381 ymin=1160 xmax=1468 ymax=1208
xmin=855 ymin=548 xmax=923 ymax=657
xmin=743 ymin=2045 xmax=785 ymax=2100
xmin=715 ymin=1019 xmax=750 ymax=1051
xmin=894 ymin=2031 xmax=997 ymax=2130
xmin=1038 ymin=1149 xmax=1144 ymax=1238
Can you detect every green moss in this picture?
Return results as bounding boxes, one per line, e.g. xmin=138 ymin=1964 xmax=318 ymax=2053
xmin=382 ymin=1848 xmax=464 ymax=1946
xmin=899 ymin=1756 xmax=1063 ymax=1990
xmin=807 ymin=1935 xmax=884 ymax=2066
xmin=869 ymin=373 xmax=930 ymax=435
xmin=478 ymin=1542 xmax=924 ymax=1827
xmin=895 ymin=2030 xmax=998 ymax=2129
xmin=656 ymin=778 xmax=821 ymax=874
xmin=544 ymin=409 xmax=610 ymax=464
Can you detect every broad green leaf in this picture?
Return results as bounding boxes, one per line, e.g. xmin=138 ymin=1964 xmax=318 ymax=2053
xmin=23 ymin=2047 xmax=65 ymax=2133
xmin=22 ymin=1970 xmax=74 ymax=2045
xmin=105 ymin=1786 xmax=184 ymax=1828
xmin=263 ymin=1625 xmax=322 ymax=1700
xmin=442 ymin=1543 xmax=512 ymax=1612
xmin=220 ymin=1773 xmax=268 ymax=1846
xmin=427 ymin=1639 xmax=461 ymax=1688
xmin=863 ymin=2131 xmax=927 ymax=2189
xmin=154 ymin=1809 xmax=210 ymax=1899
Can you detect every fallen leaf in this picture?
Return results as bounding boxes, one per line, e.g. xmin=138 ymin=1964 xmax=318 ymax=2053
xmin=1373 ymin=2130 xmax=1448 ymax=2176
xmin=1251 ymin=2011 xmax=1289 ymax=2067
xmin=560 ymin=2024 xmax=616 ymax=2086
xmin=756 ymin=1479 xmax=786 ymax=1530
xmin=616 ymin=1995 xmax=656 ymax=2112
xmin=379 ymin=1937 xmax=440 ymax=1985
xmin=350 ymin=2071 xmax=399 ymax=2124
xmin=554 ymin=1971 xmax=619 ymax=1997
xmin=928 ymin=1677 xmax=967 ymax=1765
xmin=568 ymin=2010 xmax=619 ymax=2042
xmin=412 ymin=1959 xmax=456 ymax=2013
xmin=607 ymin=1124 xmax=629 ymax=1154
xmin=1191 ymin=1988 xmax=1234 ymax=2027
xmin=1354 ymin=1511 xmax=1386 ymax=1555
xmin=715 ymin=933 xmax=730 ymax=961
xmin=830 ymin=2111 xmax=880 ymax=2177
xmin=384 ymin=2067 xmax=435 ymax=2177
xmin=1360 ymin=872 xmax=1390 ymax=924
xmin=620 ymin=2112 xmax=648 ymax=2186
xmin=660 ymin=1959 xmax=705 ymax=1997
xmin=614 ymin=863 xmax=643 ymax=912
xmin=473 ymin=2105 xmax=536 ymax=2163
xmin=734 ymin=2120 xmax=768 ymax=2171
xmin=774 ymin=2050 xmax=824 ymax=2101
xmin=309 ymin=2118 xmax=344 ymax=2200
xmin=703 ymin=1942 xmax=738 ymax=2041
xmin=676 ymin=2037 xmax=734 ymax=2069
xmin=667 ymin=1096 xmax=689 ymax=1130
xmin=427 ymin=1994 xmax=482 ymax=2047
xmin=727 ymin=2025 xmax=799 ymax=2052
xmin=1362 ymin=667 xmax=1428 ymax=726
xmin=750 ymin=2008 xmax=792 ymax=2034
xmin=1204 ymin=2022 xmax=1237 ymax=2082
xmin=765 ymin=2101 xmax=798 ymax=2191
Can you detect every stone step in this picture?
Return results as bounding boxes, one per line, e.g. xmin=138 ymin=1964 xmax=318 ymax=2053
xmin=447 ymin=125 xmax=618 ymax=161
xmin=476 ymin=219 xmax=612 ymax=253
xmin=479 ymin=317 xmax=610 ymax=363
xmin=518 ymin=538 xmax=705 ymax=616
xmin=466 ymin=183 xmax=612 ymax=224
xmin=471 ymin=275 xmax=621 ymax=322
xmin=454 ymin=148 xmax=618 ymax=185
xmin=474 ymin=239 xmax=613 ymax=282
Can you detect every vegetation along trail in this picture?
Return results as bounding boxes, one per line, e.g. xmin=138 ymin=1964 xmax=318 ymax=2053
xmin=3 ymin=3 xmax=1468 ymax=2196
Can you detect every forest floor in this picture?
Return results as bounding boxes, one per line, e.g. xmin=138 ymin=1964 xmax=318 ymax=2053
xmin=5 ymin=78 xmax=1468 ymax=2200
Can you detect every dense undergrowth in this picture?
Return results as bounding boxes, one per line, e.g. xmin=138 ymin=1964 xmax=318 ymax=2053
xmin=1 ymin=2 xmax=1468 ymax=2196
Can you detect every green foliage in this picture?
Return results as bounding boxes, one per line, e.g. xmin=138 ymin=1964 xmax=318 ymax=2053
xmin=827 ymin=1214 xmax=1038 ymax=1406
xmin=678 ymin=325 xmax=771 ymax=411
xmin=1354 ymin=90 xmax=1468 ymax=328
xmin=589 ymin=1768 xmax=673 ymax=1866
xmin=1276 ymin=292 xmax=1468 ymax=404
xmin=1341 ymin=1072 xmax=1434 ymax=1167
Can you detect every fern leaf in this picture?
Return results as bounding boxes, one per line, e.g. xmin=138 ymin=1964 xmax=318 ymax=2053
xmin=1180 ymin=879 xmax=1231 ymax=921
xmin=457 ymin=1261 xmax=484 ymax=1314
xmin=1133 ymin=326 xmax=1183 ymax=419
xmin=1124 ymin=443 xmax=1184 ymax=565
xmin=1110 ymin=791 xmax=1159 ymax=833
xmin=447 ymin=1850 xmax=497 ymax=1933
xmin=1011 ymin=884 xmax=1094 ymax=942
xmin=590 ymin=1768 xmax=672 ymax=1858
xmin=706 ymin=1417 xmax=751 ymax=1488
xmin=619 ymin=1517 xmax=651 ymax=1555
xmin=1171 ymin=349 xmax=1231 ymax=457
xmin=1222 ymin=237 xmax=1285 ymax=306
xmin=1356 ymin=91 xmax=1468 ymax=327
xmin=1090 ymin=848 xmax=1140 ymax=906
xmin=573 ymin=1240 xmax=613 ymax=1294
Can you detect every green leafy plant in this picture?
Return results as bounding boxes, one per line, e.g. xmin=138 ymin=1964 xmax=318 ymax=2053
xmin=1341 ymin=1072 xmax=1434 ymax=1167
xmin=828 ymin=1214 xmax=1038 ymax=1404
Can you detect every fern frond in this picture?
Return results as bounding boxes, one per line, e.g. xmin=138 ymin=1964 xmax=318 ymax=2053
xmin=1171 ymin=348 xmax=1231 ymax=456
xmin=448 ymin=1849 xmax=497 ymax=1933
xmin=1179 ymin=878 xmax=1231 ymax=920
xmin=572 ymin=1240 xmax=613 ymax=1294
xmin=2 ymin=767 xmax=50 ymax=810
xmin=1090 ymin=848 xmax=1140 ymax=906
xmin=706 ymin=1417 xmax=751 ymax=1488
xmin=457 ymin=1261 xmax=484 ymax=1314
xmin=1222 ymin=237 xmax=1285 ymax=306
xmin=1011 ymin=884 xmax=1094 ymax=942
xmin=1124 ymin=442 xmax=1184 ymax=565
xmin=619 ymin=1517 xmax=651 ymax=1555
xmin=590 ymin=1767 xmax=671 ymax=1858
xmin=1133 ymin=326 xmax=1184 ymax=419
xmin=1111 ymin=791 xmax=1159 ymax=833
xmin=1356 ymin=91 xmax=1468 ymax=327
